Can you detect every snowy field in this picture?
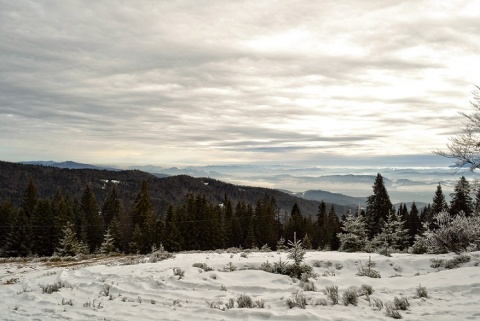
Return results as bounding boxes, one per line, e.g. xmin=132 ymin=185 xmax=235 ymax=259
xmin=1 ymin=251 xmax=479 ymax=321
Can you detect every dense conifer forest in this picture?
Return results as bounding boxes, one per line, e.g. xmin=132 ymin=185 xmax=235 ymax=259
xmin=1 ymin=161 xmax=479 ymax=257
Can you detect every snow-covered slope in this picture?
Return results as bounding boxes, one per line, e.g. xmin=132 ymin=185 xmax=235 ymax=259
xmin=1 ymin=251 xmax=479 ymax=320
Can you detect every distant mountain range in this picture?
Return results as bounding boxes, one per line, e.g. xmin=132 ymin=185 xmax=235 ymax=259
xmin=295 ymin=189 xmax=427 ymax=210
xmin=20 ymin=160 xmax=118 ymax=171
xmin=126 ymin=164 xmax=454 ymax=204
xmin=10 ymin=160 xmax=428 ymax=212
xmin=296 ymin=190 xmax=367 ymax=207
xmin=2 ymin=161 xmax=352 ymax=218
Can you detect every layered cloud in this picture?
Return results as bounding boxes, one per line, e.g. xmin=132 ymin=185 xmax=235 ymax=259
xmin=1 ymin=0 xmax=479 ymax=165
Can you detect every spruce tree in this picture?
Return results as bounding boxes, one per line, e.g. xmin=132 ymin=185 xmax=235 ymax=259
xmin=392 ymin=211 xmax=410 ymax=250
xmin=80 ymin=185 xmax=104 ymax=252
xmin=31 ymin=199 xmax=56 ymax=256
xmin=337 ymin=213 xmax=367 ymax=252
xmin=397 ymin=203 xmax=409 ymax=222
xmin=326 ymin=205 xmax=341 ymax=250
xmin=3 ymin=209 xmax=31 ymax=257
xmin=181 ymin=194 xmax=199 ymax=250
xmin=365 ymin=174 xmax=394 ymax=239
xmin=110 ymin=212 xmax=124 ymax=252
xmin=21 ymin=179 xmax=37 ymax=219
xmin=371 ymin=211 xmax=409 ymax=254
xmin=0 ymin=199 xmax=16 ymax=252
xmin=284 ymin=203 xmax=306 ymax=242
xmin=154 ymin=219 xmax=165 ymax=250
xmin=132 ymin=180 xmax=157 ymax=253
xmin=243 ymin=204 xmax=257 ymax=248
xmin=225 ymin=196 xmax=243 ymax=248
xmin=276 ymin=236 xmax=288 ymax=251
xmin=431 ymin=184 xmax=449 ymax=214
xmin=52 ymin=189 xmax=74 ymax=248
xmin=215 ymin=204 xmax=227 ymax=249
xmin=406 ymin=202 xmax=422 ymax=246
xmin=72 ymin=198 xmax=86 ymax=243
xmin=164 ymin=205 xmax=182 ymax=252
xmin=303 ymin=233 xmax=313 ymax=249
xmin=102 ymin=186 xmax=121 ymax=228
xmin=450 ymin=176 xmax=473 ymax=217
xmin=224 ymin=196 xmax=234 ymax=246
xmin=317 ymin=201 xmax=327 ymax=224
xmin=202 ymin=203 xmax=223 ymax=250
xmin=314 ymin=200 xmax=328 ymax=249
xmin=129 ymin=224 xmax=143 ymax=254
xmin=304 ymin=215 xmax=315 ymax=249
xmin=196 ymin=195 xmax=213 ymax=250
xmin=287 ymin=232 xmax=306 ymax=268
xmin=256 ymin=195 xmax=278 ymax=249
xmin=244 ymin=215 xmax=258 ymax=249
xmin=236 ymin=198 xmax=248 ymax=245
xmin=420 ymin=204 xmax=431 ymax=224
xmin=57 ymin=222 xmax=81 ymax=256
xmin=214 ymin=195 xmax=227 ymax=249
xmin=100 ymin=228 xmax=117 ymax=254
xmin=229 ymin=209 xmax=243 ymax=248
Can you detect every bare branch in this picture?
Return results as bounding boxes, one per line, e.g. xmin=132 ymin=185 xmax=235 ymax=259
xmin=435 ymin=85 xmax=480 ymax=171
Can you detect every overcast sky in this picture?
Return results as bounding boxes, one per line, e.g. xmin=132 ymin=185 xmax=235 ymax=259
xmin=1 ymin=0 xmax=479 ymax=167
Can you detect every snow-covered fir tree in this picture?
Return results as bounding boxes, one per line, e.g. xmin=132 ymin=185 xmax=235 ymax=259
xmin=365 ymin=174 xmax=394 ymax=239
xmin=76 ymin=241 xmax=90 ymax=255
xmin=337 ymin=213 xmax=367 ymax=252
xmin=371 ymin=211 xmax=409 ymax=254
xmin=431 ymin=183 xmax=449 ymax=215
xmin=276 ymin=236 xmax=288 ymax=251
xmin=450 ymin=176 xmax=473 ymax=217
xmin=129 ymin=224 xmax=143 ymax=254
xmin=287 ymin=233 xmax=306 ymax=267
xmin=302 ymin=233 xmax=313 ymax=250
xmin=56 ymin=222 xmax=86 ymax=256
xmin=100 ymin=228 xmax=117 ymax=254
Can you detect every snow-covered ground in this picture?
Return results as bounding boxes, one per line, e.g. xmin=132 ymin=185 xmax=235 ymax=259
xmin=1 ymin=251 xmax=479 ymax=321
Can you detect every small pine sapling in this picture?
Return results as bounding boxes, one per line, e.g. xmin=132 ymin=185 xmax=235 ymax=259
xmin=287 ymin=233 xmax=306 ymax=267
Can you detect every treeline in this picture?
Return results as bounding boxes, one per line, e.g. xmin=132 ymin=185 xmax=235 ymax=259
xmin=1 ymin=173 xmax=477 ymax=257
xmin=337 ymin=174 xmax=480 ymax=254
xmin=0 ymin=178 xmax=342 ymax=257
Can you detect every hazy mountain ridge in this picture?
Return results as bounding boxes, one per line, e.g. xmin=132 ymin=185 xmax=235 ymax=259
xmin=298 ymin=190 xmax=367 ymax=207
xmin=12 ymin=160 xmax=467 ymax=207
xmin=133 ymin=164 xmax=476 ymax=204
xmin=293 ymin=189 xmax=427 ymax=210
xmin=2 ymin=161 xmax=352 ymax=218
xmin=20 ymin=160 xmax=119 ymax=171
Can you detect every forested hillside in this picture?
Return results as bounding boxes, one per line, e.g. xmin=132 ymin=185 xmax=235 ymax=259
xmin=0 ymin=161 xmax=331 ymax=217
xmin=0 ymin=161 xmax=346 ymax=256
xmin=2 ymin=161 xmax=478 ymax=259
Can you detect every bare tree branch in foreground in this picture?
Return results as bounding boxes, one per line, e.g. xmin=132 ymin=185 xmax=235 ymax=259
xmin=435 ymin=85 xmax=480 ymax=171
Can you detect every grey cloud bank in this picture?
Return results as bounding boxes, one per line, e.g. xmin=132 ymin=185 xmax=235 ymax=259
xmin=1 ymin=0 xmax=479 ymax=166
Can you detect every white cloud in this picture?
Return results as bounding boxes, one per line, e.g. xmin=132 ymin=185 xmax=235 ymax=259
xmin=0 ymin=0 xmax=478 ymax=165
